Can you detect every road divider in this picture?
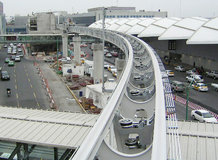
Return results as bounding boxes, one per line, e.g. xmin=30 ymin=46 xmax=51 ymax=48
xmin=34 ymin=62 xmax=57 ymax=110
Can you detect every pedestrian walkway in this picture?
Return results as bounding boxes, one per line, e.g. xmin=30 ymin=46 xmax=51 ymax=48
xmin=38 ymin=62 xmax=84 ymax=113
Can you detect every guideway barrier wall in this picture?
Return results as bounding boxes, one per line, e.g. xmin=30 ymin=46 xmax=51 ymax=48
xmin=34 ymin=62 xmax=58 ymax=110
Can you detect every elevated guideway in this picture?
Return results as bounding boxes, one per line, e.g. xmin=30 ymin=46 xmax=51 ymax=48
xmin=69 ymin=26 xmax=172 ymax=160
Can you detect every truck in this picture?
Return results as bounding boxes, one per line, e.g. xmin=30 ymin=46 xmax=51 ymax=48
xmin=84 ymin=60 xmax=93 ymax=77
xmin=206 ymin=70 xmax=218 ymax=79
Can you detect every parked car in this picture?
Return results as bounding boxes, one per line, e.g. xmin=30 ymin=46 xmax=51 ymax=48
xmin=211 ymin=83 xmax=218 ymax=91
xmin=174 ymin=65 xmax=185 ymax=72
xmin=111 ymin=51 xmax=118 ymax=57
xmin=10 ymin=55 xmax=16 ymax=60
xmin=130 ymin=89 xmax=142 ymax=96
xmin=5 ymin=58 xmax=10 ymax=63
xmin=15 ymin=56 xmax=21 ymax=62
xmin=206 ymin=70 xmax=218 ymax=79
xmin=105 ymin=52 xmax=112 ymax=58
xmin=191 ymin=110 xmax=217 ymax=123
xmin=133 ymin=75 xmax=141 ymax=81
xmin=192 ymin=83 xmax=208 ymax=92
xmin=1 ymin=71 xmax=10 ymax=80
xmin=186 ymin=74 xmax=204 ymax=83
xmin=186 ymin=68 xmax=197 ymax=75
xmin=44 ymin=57 xmax=54 ymax=63
xmin=8 ymin=61 xmax=15 ymax=66
xmin=171 ymin=81 xmax=185 ymax=92
xmin=166 ymin=70 xmax=174 ymax=77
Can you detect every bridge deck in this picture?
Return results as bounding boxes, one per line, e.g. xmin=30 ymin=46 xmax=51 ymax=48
xmin=0 ymin=106 xmax=99 ymax=149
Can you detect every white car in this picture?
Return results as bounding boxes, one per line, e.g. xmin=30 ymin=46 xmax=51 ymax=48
xmin=174 ymin=65 xmax=185 ymax=72
xmin=186 ymin=69 xmax=197 ymax=75
xmin=191 ymin=110 xmax=217 ymax=123
xmin=14 ymin=56 xmax=21 ymax=62
xmin=186 ymin=74 xmax=204 ymax=83
xmin=105 ymin=52 xmax=112 ymax=58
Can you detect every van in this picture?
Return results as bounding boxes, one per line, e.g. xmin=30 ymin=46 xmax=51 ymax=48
xmin=171 ymin=81 xmax=185 ymax=92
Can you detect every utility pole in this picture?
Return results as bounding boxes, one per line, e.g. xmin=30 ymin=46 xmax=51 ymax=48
xmin=186 ymin=80 xmax=194 ymax=120
xmin=102 ymin=7 xmax=107 ymax=92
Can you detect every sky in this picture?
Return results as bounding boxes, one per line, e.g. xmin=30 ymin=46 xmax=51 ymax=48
xmin=1 ymin=0 xmax=218 ymax=18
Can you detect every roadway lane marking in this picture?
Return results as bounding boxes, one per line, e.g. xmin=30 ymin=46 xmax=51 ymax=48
xmin=30 ymin=84 xmax=33 ymax=88
xmin=28 ymin=78 xmax=30 ymax=82
xmin=15 ymin=85 xmax=17 ymax=90
xmin=26 ymin=73 xmax=29 ymax=77
xmin=14 ymin=74 xmax=16 ymax=78
xmin=16 ymin=93 xmax=19 ymax=99
xmin=14 ymin=79 xmax=17 ymax=83
xmin=33 ymin=92 xmax=36 ymax=98
xmin=37 ymin=102 xmax=40 ymax=107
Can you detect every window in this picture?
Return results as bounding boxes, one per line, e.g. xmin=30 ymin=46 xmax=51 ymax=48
xmin=168 ymin=40 xmax=176 ymax=50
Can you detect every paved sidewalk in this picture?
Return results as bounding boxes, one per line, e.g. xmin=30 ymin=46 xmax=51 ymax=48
xmin=38 ymin=62 xmax=84 ymax=113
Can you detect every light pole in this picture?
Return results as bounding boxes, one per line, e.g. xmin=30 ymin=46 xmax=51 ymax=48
xmin=186 ymin=80 xmax=194 ymax=120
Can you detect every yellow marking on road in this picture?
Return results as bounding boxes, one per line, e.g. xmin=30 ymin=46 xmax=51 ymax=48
xmin=28 ymin=78 xmax=30 ymax=82
xmin=14 ymin=79 xmax=17 ymax=83
xmin=15 ymin=85 xmax=17 ymax=90
xmin=30 ymin=84 xmax=33 ymax=88
xmin=16 ymin=93 xmax=19 ymax=99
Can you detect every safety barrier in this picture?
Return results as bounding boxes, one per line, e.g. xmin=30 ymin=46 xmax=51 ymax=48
xmin=34 ymin=62 xmax=57 ymax=110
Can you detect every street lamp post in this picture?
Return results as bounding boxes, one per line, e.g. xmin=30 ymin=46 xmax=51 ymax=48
xmin=186 ymin=80 xmax=194 ymax=120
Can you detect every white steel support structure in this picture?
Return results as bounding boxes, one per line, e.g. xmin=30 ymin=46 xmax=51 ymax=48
xmin=73 ymin=35 xmax=81 ymax=64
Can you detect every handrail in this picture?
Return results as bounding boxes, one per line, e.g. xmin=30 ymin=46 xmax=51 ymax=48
xmin=69 ymin=26 xmax=134 ymax=160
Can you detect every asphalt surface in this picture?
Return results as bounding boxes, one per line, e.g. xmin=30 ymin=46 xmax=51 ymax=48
xmin=0 ymin=47 xmax=50 ymax=109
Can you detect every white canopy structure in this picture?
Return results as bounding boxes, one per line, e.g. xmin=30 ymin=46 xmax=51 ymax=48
xmin=89 ymin=17 xmax=218 ymax=44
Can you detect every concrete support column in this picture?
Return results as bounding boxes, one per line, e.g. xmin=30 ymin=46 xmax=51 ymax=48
xmin=62 ymin=33 xmax=68 ymax=58
xmin=93 ymin=43 xmax=104 ymax=84
xmin=73 ymin=35 xmax=81 ymax=64
xmin=115 ymin=58 xmax=125 ymax=79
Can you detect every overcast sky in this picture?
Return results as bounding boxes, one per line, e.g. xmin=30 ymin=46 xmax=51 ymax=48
xmin=1 ymin=0 xmax=218 ymax=18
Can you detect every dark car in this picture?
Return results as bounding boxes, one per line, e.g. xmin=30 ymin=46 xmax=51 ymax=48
xmin=1 ymin=71 xmax=10 ymax=80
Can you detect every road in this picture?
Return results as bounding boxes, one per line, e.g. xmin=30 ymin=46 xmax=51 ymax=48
xmin=165 ymin=65 xmax=218 ymax=114
xmin=0 ymin=47 xmax=50 ymax=109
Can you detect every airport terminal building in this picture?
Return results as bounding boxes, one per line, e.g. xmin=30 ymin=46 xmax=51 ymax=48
xmin=90 ymin=17 xmax=218 ymax=70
